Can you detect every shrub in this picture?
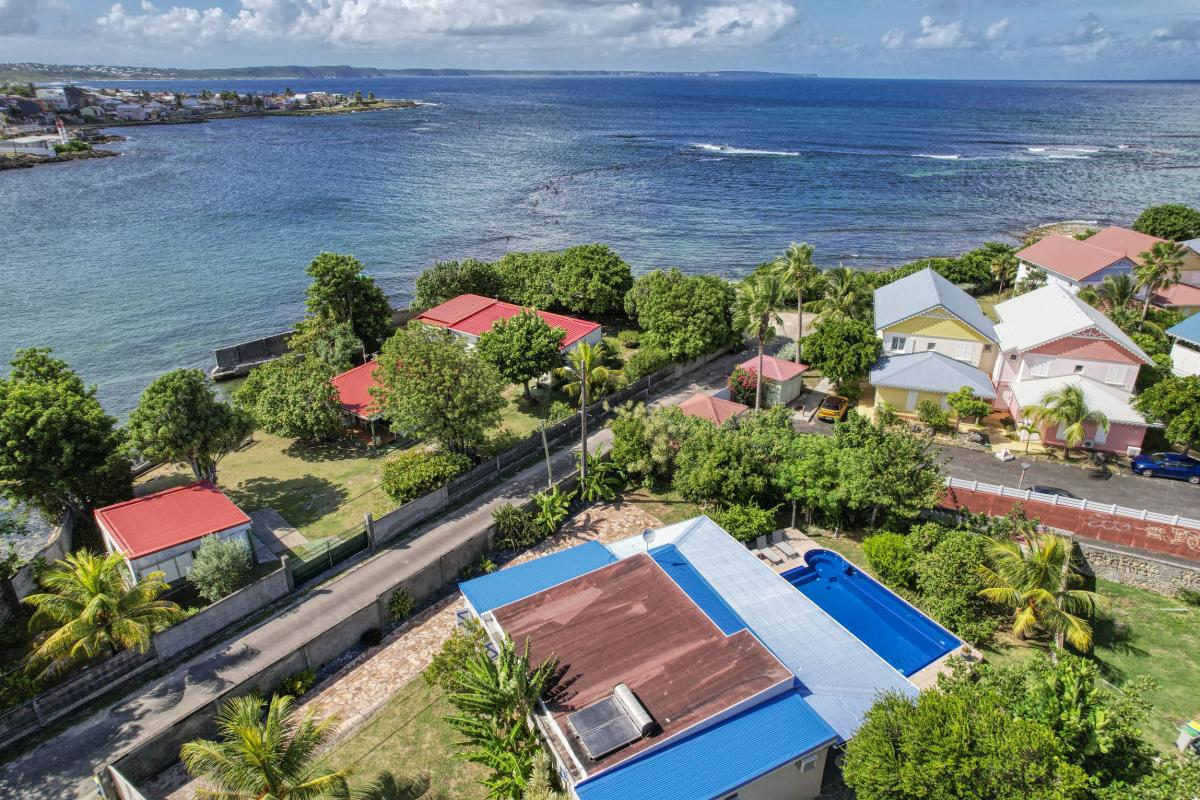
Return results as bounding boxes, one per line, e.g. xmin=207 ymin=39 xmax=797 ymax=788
xmin=862 ymin=532 xmax=916 ymax=590
xmin=424 ymin=617 xmax=489 ymax=694
xmin=616 ymin=330 xmax=640 ymax=349
xmin=624 ymin=269 xmax=735 ymax=361
xmin=578 ymin=457 xmax=626 ymax=502
xmin=54 ymin=139 xmax=91 ymax=154
xmin=380 ymin=449 xmax=471 ymax=505
xmin=713 ymin=503 xmax=778 ymax=542
xmin=1132 ymin=203 xmax=1200 ymax=241
xmin=915 ymin=399 xmax=951 ymax=432
xmin=916 ymin=530 xmax=1001 ymax=646
xmin=492 ymin=503 xmax=536 ymax=548
xmin=728 ymin=365 xmax=758 ymax=406
xmin=188 ymin=535 xmax=252 ymax=603
xmin=622 ymin=346 xmax=671 ymax=383
xmin=412 ymin=258 xmax=502 ymax=311
xmin=387 ymin=589 xmax=414 ymax=621
xmin=277 ymin=667 xmax=316 ymax=698
xmin=546 ymin=400 xmax=574 ymax=424
xmin=460 ymin=554 xmax=498 ymax=580
xmin=532 ymin=487 xmax=573 ymax=536
xmin=608 ymin=403 xmax=702 ymax=490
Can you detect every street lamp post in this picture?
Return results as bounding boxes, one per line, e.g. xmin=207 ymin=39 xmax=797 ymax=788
xmin=1018 ymin=462 xmax=1031 ymax=491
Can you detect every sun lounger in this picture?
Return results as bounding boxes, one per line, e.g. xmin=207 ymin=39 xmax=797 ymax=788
xmin=771 ymin=530 xmax=800 ymax=559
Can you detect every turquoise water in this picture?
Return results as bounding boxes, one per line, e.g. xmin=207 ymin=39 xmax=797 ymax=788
xmin=2 ymin=76 xmax=1200 ymax=413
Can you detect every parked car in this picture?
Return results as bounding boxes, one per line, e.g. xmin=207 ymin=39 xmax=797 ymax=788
xmin=816 ymin=395 xmax=850 ymax=423
xmin=1029 ymin=485 xmax=1078 ymax=499
xmin=1129 ymin=452 xmax=1200 ymax=484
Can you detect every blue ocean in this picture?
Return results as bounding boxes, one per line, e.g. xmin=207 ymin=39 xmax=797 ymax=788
xmin=3 ymin=75 xmax=1200 ymax=414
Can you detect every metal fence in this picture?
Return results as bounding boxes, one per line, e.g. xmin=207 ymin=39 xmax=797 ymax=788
xmin=289 ymin=528 xmax=370 ymax=585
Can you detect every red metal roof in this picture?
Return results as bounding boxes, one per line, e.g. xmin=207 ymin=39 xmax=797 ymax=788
xmin=330 ymin=360 xmax=382 ymax=419
xmin=679 ymin=392 xmax=749 ymax=425
xmin=1016 ymin=234 xmax=1125 ymax=281
xmin=1085 ymin=226 xmax=1166 ymax=265
xmin=738 ymin=354 xmax=809 ymax=383
xmin=1153 ymin=282 xmax=1200 ymax=309
xmin=414 ymin=295 xmax=601 ymax=349
xmin=96 ymin=481 xmax=251 ymax=559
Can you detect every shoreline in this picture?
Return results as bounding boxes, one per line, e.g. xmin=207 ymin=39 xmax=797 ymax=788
xmin=73 ymin=98 xmax=421 ymax=130
xmin=0 ymin=148 xmax=120 ymax=171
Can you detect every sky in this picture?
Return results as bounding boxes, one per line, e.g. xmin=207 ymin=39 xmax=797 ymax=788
xmin=1 ymin=0 xmax=1199 ymax=79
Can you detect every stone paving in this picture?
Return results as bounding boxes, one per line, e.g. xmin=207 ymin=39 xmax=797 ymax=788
xmin=150 ymin=500 xmax=663 ymax=799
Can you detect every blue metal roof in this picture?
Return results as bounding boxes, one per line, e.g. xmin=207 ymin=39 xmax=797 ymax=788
xmin=869 ymin=351 xmax=997 ymax=398
xmin=459 ymin=541 xmax=616 ymax=614
xmin=650 ymin=544 xmax=747 ymax=635
xmin=574 ymin=689 xmax=836 ymax=800
xmin=1166 ymin=313 xmax=1200 ymax=346
xmin=873 ymin=267 xmax=997 ymax=342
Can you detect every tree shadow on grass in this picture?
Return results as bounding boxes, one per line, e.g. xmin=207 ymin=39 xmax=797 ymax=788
xmin=281 ymin=436 xmax=376 ymax=464
xmin=354 ymin=771 xmax=449 ymax=800
xmin=226 ymin=476 xmax=347 ymax=530
xmin=1091 ymin=614 xmax=1149 ymax=684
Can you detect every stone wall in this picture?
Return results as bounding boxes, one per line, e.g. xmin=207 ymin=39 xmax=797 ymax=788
xmin=210 ymin=330 xmax=294 ymax=379
xmin=1076 ymin=540 xmax=1200 ymax=595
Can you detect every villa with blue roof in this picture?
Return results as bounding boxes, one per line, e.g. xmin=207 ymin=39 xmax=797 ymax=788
xmin=870 ymin=268 xmax=998 ymax=414
xmin=459 ymin=516 xmax=965 ymax=800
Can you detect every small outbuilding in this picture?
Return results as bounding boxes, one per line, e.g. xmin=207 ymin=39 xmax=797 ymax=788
xmin=737 ymin=354 xmax=808 ymax=407
xmin=96 ymin=482 xmax=252 ymax=582
xmin=678 ymin=392 xmax=749 ymax=426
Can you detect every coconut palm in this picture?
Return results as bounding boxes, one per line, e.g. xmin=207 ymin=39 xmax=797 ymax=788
xmin=1078 ymin=273 xmax=1138 ymax=311
xmin=1025 ymin=383 xmax=1109 ymax=460
xmin=555 ymin=341 xmax=611 ymax=486
xmin=1016 ymin=420 xmax=1041 ymax=454
xmin=771 ymin=241 xmax=818 ymax=361
xmin=733 ymin=273 xmax=787 ymax=410
xmin=181 ymin=693 xmax=350 ymax=800
xmin=977 ymin=533 xmax=1104 ymax=651
xmin=1135 ymin=241 xmax=1185 ymax=324
xmin=981 ymin=242 xmax=1017 ymax=296
xmin=24 ymin=550 xmax=184 ymax=679
xmin=804 ymin=265 xmax=867 ymax=320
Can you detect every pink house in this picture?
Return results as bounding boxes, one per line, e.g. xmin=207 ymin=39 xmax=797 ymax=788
xmin=992 ymin=284 xmax=1153 ymax=455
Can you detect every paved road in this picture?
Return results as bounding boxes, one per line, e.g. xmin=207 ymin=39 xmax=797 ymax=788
xmin=0 ymin=352 xmax=741 ymax=800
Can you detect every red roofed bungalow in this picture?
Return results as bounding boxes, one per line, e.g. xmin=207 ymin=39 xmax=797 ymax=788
xmin=737 ymin=354 xmax=809 ymax=406
xmin=678 ymin=392 xmax=749 ymax=426
xmin=96 ymin=482 xmax=253 ymax=582
xmin=413 ymin=294 xmax=603 ymax=351
xmin=329 ymin=360 xmax=396 ymax=446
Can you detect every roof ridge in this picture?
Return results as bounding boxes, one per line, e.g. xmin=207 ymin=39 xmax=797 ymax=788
xmin=96 ymin=479 xmax=214 ymax=513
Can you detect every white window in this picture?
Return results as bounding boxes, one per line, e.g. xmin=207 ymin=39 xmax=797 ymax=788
xmin=1031 ymin=361 xmax=1050 ymax=378
xmin=1105 ymin=365 xmax=1128 ymax=385
xmin=797 ymin=754 xmax=819 ymax=773
xmin=956 ymin=342 xmax=972 ymax=362
xmin=889 ymin=336 xmax=906 ymax=352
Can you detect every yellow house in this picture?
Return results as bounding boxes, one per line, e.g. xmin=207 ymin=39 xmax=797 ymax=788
xmin=870 ymin=268 xmax=999 ymax=412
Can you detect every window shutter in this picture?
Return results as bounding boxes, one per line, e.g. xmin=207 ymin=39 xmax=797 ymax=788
xmin=1105 ymin=365 xmax=1127 ymax=385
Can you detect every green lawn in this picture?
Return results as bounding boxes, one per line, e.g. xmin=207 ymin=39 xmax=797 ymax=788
xmin=319 ymin=676 xmax=487 ymax=800
xmin=974 ymin=291 xmax=1002 ymax=322
xmin=138 ymin=433 xmax=412 ymax=543
xmin=621 ymin=488 xmax=704 ymax=525
xmin=495 ymin=383 xmax=573 ymax=442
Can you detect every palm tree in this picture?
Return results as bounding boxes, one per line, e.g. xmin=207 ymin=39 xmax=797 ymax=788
xmin=1025 ymin=383 xmax=1109 ymax=460
xmin=1078 ymin=273 xmax=1137 ymax=311
xmin=1135 ymin=241 xmax=1185 ymax=324
xmin=555 ymin=341 xmax=610 ymax=486
xmin=804 ymin=265 xmax=866 ymax=320
xmin=981 ymin=242 xmax=1017 ymax=296
xmin=732 ymin=273 xmax=786 ymax=410
xmin=181 ymin=694 xmax=350 ymax=800
xmin=771 ymin=241 xmax=817 ymax=361
xmin=1016 ymin=420 xmax=1040 ymax=454
xmin=977 ymin=533 xmax=1104 ymax=651
xmin=24 ymin=550 xmax=184 ymax=679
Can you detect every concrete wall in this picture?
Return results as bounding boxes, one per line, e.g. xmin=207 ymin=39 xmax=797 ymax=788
xmin=373 ymin=486 xmax=449 ymax=545
xmin=211 ymin=330 xmax=295 ymax=379
xmin=7 ymin=511 xmax=74 ymax=602
xmin=1077 ymin=540 xmax=1200 ymax=595
xmin=153 ymin=566 xmax=291 ymax=661
xmin=735 ymin=745 xmax=828 ymax=800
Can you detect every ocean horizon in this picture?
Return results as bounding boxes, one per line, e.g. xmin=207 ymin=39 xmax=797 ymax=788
xmin=3 ymin=75 xmax=1200 ymax=415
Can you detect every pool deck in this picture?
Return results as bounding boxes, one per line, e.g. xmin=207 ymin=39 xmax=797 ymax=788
xmin=758 ymin=528 xmax=982 ymax=692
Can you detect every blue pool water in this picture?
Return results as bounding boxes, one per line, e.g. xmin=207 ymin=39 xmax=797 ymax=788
xmin=782 ymin=549 xmax=959 ymax=676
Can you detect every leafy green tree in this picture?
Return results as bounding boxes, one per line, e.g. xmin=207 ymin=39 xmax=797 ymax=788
xmin=776 ymin=433 xmax=844 ymax=525
xmin=915 ymin=528 xmax=1000 ymax=645
xmin=978 ymin=241 xmax=1018 ymax=295
xmin=445 ymin=637 xmax=558 ymax=800
xmin=624 ymin=269 xmax=735 ymax=361
xmin=832 ymin=413 xmax=944 ymax=527
xmin=412 ymin=258 xmax=502 ymax=311
xmin=181 ymin=694 xmax=350 ymax=800
xmin=0 ymin=348 xmax=131 ymax=518
xmin=801 ymin=316 xmax=881 ymax=394
xmin=673 ymin=408 xmax=794 ymax=507
xmin=1026 ymin=383 xmax=1109 ymax=459
xmin=375 ymin=323 xmax=505 ymax=455
xmin=621 ymin=345 xmax=671 ymax=382
xmin=555 ymin=342 xmax=610 ymax=484
xmin=915 ymin=398 xmax=951 ymax=433
xmin=1134 ymin=241 xmax=1185 ymax=324
xmin=712 ymin=502 xmax=777 ymax=542
xmin=1014 ymin=266 xmax=1048 ymax=296
xmin=24 ymin=550 xmax=184 ymax=679
xmin=946 ymin=386 xmax=992 ymax=431
xmin=475 ymin=311 xmax=565 ymax=401
xmin=304 ymin=252 xmax=393 ymax=352
xmin=380 ymin=449 xmax=471 ymax=505
xmin=843 ymin=681 xmax=1090 ymax=800
xmin=235 ymin=355 xmax=343 ymax=442
xmin=289 ymin=317 xmax=363 ymax=371
xmin=977 ymin=533 xmax=1104 ymax=651
xmin=771 ymin=241 xmax=818 ymax=355
xmin=553 ymin=244 xmax=633 ymax=315
xmin=188 ymin=535 xmax=252 ymax=603
xmin=608 ymin=404 xmax=703 ymax=490
xmin=125 ymin=369 xmax=253 ymax=482
xmin=1134 ymin=374 xmax=1200 ymax=453
xmin=494 ymin=251 xmax=560 ymax=310
xmin=1098 ymin=756 xmax=1200 ymax=800
xmin=803 ymin=265 xmax=869 ymax=320
xmin=1132 ymin=203 xmax=1200 ymax=241
xmin=732 ymin=273 xmax=786 ymax=409
xmin=862 ymin=532 xmax=915 ymax=589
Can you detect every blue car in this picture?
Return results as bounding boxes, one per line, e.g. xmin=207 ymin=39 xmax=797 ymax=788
xmin=1130 ymin=452 xmax=1200 ymax=484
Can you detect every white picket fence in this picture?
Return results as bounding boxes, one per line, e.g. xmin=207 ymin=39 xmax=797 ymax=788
xmin=944 ymin=477 xmax=1200 ymax=531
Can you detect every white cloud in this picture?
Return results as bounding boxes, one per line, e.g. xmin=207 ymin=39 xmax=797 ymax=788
xmin=882 ymin=15 xmax=969 ymax=50
xmin=1033 ymin=12 xmax=1115 ymax=59
xmin=93 ymin=0 xmax=798 ymax=52
xmin=1151 ymin=19 xmax=1200 ymax=43
xmin=0 ymin=0 xmax=41 ymax=35
xmin=985 ymin=17 xmax=1009 ymax=42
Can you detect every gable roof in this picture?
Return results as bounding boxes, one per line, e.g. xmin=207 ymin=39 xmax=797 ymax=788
xmin=1153 ymin=282 xmax=1200 ymax=310
xmin=96 ymin=482 xmax=250 ymax=559
xmin=414 ymin=294 xmax=601 ymax=349
xmin=330 ymin=361 xmax=381 ymax=419
xmin=678 ymin=392 xmax=749 ymax=426
xmin=1010 ymin=374 xmax=1148 ymax=426
xmin=1166 ymin=313 xmax=1200 ymax=347
xmin=737 ymin=354 xmax=809 ymax=382
xmin=873 ymin=268 xmax=997 ymax=342
xmin=1085 ymin=226 xmax=1166 ymax=264
xmin=869 ymin=351 xmax=997 ymax=398
xmin=1015 ymin=234 xmax=1127 ymax=282
xmin=1183 ymin=237 xmax=1200 ymax=256
xmin=993 ymin=284 xmax=1152 ymax=364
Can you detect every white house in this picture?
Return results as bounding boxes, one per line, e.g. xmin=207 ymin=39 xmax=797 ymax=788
xmin=1 ymin=135 xmax=60 ymax=156
xmin=1166 ymin=315 xmax=1200 ymax=378
xmin=1014 ymin=226 xmax=1166 ymax=294
xmin=113 ymin=103 xmax=148 ymax=121
xmin=95 ymin=481 xmax=253 ymax=582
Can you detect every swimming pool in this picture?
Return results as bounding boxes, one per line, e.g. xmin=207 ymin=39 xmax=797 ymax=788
xmin=781 ymin=549 xmax=960 ymax=676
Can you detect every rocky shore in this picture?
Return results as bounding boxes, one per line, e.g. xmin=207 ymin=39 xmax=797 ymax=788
xmin=0 ymin=149 xmax=119 ymax=171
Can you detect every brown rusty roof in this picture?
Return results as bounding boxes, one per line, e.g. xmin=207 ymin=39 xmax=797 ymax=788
xmin=491 ymin=553 xmax=792 ymax=774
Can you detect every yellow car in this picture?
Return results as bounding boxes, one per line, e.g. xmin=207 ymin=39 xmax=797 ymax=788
xmin=816 ymin=395 xmax=850 ymax=423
